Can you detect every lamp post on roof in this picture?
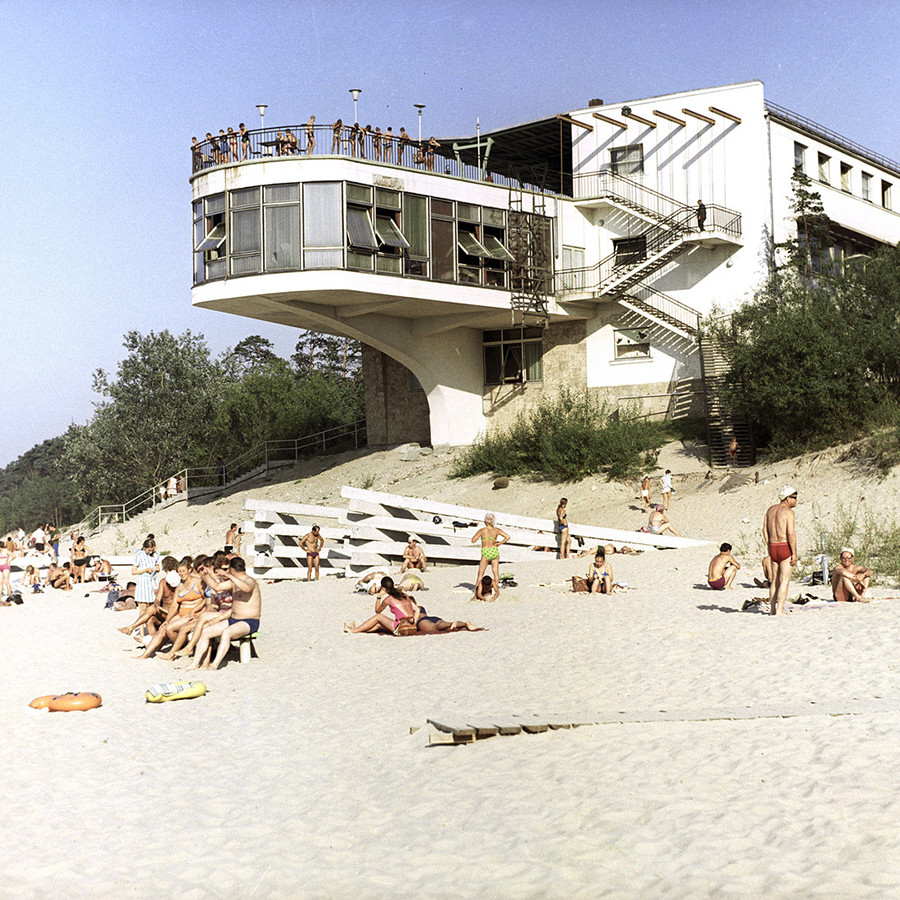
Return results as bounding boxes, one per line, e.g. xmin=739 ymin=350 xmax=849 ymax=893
xmin=256 ymin=104 xmax=267 ymax=135
xmin=349 ymin=89 xmax=362 ymax=125
xmin=414 ymin=103 xmax=426 ymax=145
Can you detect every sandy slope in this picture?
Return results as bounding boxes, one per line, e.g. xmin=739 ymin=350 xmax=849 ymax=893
xmin=4 ymin=441 xmax=900 ymax=898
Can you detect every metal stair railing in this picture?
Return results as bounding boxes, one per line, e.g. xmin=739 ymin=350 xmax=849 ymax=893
xmin=572 ymin=172 xmax=690 ymax=221
xmin=620 ymin=284 xmax=701 ymax=335
xmin=75 ymin=419 xmax=367 ymax=535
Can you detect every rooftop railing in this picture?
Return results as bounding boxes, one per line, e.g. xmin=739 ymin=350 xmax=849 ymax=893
xmin=766 ymin=102 xmax=900 ymax=179
xmin=191 ymin=124 xmax=572 ymax=196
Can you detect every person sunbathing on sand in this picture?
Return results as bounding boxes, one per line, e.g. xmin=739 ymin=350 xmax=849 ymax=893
xmin=345 ymin=576 xmax=416 ymax=635
xmin=831 ymin=548 xmax=872 ymax=603
xmin=473 ymin=575 xmax=498 ymax=602
xmin=414 ymin=602 xmax=483 ymax=633
xmin=707 ymin=543 xmax=740 ymax=590
xmin=184 ymin=557 xmax=261 ymax=670
xmin=45 ymin=561 xmax=72 ymax=590
xmin=400 ymin=536 xmax=428 ymax=573
xmin=587 ymin=547 xmax=613 ymax=594
xmin=645 ymin=505 xmax=680 ymax=537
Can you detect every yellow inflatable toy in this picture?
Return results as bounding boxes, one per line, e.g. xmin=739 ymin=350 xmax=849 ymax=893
xmin=145 ymin=681 xmax=207 ymax=703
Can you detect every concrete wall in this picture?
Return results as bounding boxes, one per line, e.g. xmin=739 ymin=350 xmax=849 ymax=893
xmin=362 ymin=345 xmax=431 ymax=446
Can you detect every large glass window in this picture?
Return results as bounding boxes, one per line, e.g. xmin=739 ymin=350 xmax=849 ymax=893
xmin=561 ymin=246 xmax=586 ymax=290
xmin=405 ymin=194 xmax=429 ymax=277
xmin=483 ymin=327 xmax=543 ymax=385
xmin=303 ymin=182 xmax=342 ymax=267
xmin=230 ymin=187 xmax=261 ymax=275
xmin=794 ymin=142 xmax=807 ymax=172
xmin=264 ymin=184 xmax=300 ymax=271
xmin=431 ymin=217 xmax=455 ymax=282
xmin=610 ymin=144 xmax=644 ymax=176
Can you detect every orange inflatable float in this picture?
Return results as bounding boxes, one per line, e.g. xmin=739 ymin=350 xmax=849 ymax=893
xmin=29 ymin=695 xmax=58 ymax=710
xmin=35 ymin=692 xmax=103 ymax=712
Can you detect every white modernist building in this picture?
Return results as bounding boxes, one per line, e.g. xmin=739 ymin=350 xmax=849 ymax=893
xmin=190 ymin=81 xmax=900 ymax=451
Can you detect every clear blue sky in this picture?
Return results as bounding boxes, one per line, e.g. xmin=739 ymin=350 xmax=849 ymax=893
xmin=0 ymin=0 xmax=895 ymax=466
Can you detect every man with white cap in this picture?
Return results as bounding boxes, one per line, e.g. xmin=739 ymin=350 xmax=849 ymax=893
xmin=763 ymin=485 xmax=798 ymax=615
xmin=830 ymin=548 xmax=872 ymax=603
xmin=400 ymin=535 xmax=428 ymax=573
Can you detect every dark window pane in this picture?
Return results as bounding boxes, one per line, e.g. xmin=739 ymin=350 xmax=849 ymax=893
xmin=431 ymin=218 xmax=455 ymax=280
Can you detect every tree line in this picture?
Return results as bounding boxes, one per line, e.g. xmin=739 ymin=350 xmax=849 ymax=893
xmin=0 ymin=331 xmax=364 ymax=532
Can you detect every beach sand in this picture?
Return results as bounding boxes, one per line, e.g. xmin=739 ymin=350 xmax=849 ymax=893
xmin=4 ymin=443 xmax=900 ymax=898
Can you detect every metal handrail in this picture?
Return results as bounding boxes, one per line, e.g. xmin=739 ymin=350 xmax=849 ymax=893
xmin=765 ymin=102 xmax=900 ymax=179
xmin=572 ymin=172 xmax=689 ymax=221
xmin=75 ymin=420 xmax=367 ymax=535
xmin=621 ymin=284 xmax=701 ymax=334
xmin=191 ymin=124 xmax=572 ymax=197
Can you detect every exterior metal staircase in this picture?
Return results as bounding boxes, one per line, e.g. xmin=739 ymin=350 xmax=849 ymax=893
xmin=699 ymin=333 xmax=755 ymax=467
xmin=618 ymin=284 xmax=700 ymax=337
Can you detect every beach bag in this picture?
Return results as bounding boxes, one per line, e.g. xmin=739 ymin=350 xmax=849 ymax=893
xmin=571 ymin=576 xmax=589 ymax=593
xmin=396 ymin=619 xmax=418 ymax=637
xmin=105 ymin=589 xmax=120 ymax=609
xmin=9 ymin=591 xmax=23 ymax=605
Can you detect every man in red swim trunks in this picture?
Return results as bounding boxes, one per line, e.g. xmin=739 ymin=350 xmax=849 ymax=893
xmin=763 ymin=486 xmax=798 ymax=616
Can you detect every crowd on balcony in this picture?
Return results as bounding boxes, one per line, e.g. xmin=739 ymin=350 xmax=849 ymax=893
xmin=191 ymin=119 xmax=445 ymax=173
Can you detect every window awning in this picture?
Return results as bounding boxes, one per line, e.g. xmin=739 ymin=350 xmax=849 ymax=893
xmin=375 ymin=215 xmax=410 ymax=249
xmin=483 ymin=234 xmax=515 ymax=261
xmin=457 ymin=231 xmax=492 ymax=258
xmin=195 ymin=222 xmax=226 ymax=252
xmin=347 ymin=207 xmax=378 ymax=250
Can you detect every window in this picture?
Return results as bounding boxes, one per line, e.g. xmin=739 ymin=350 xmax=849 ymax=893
xmin=263 ymin=184 xmax=300 ymax=271
xmin=303 ymin=183 xmax=343 ymax=268
xmin=374 ymin=189 xmax=408 ymax=274
xmin=483 ymin=327 xmax=543 ymax=385
xmin=840 ymin=162 xmax=852 ymax=193
xmin=862 ymin=172 xmax=873 ymax=202
xmin=794 ymin=142 xmax=807 ymax=172
xmin=229 ymin=187 xmax=261 ymax=275
xmin=614 ymin=328 xmax=651 ymax=360
xmin=431 ymin=201 xmax=455 ymax=281
xmin=818 ymin=153 xmax=830 ymax=184
xmin=404 ymin=194 xmax=429 ymax=277
xmin=882 ymin=180 xmax=892 ymax=210
xmin=561 ymin=246 xmax=586 ymax=291
xmin=194 ymin=193 xmax=226 ymax=282
xmin=613 ymin=236 xmax=646 ymax=268
xmin=610 ymin=144 xmax=644 ymax=176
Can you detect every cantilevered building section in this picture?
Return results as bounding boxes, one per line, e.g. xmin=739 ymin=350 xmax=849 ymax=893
xmin=190 ymin=81 xmax=900 ymax=454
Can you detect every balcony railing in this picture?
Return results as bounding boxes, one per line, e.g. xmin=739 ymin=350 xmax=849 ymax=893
xmin=572 ymin=171 xmax=689 ymax=221
xmin=555 ymin=203 xmax=741 ymax=297
xmin=192 ymin=124 xmax=571 ymax=196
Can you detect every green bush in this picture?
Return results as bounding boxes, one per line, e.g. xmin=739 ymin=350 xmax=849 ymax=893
xmin=451 ymin=389 xmax=668 ymax=482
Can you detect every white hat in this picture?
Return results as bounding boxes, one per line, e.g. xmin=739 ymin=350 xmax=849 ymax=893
xmin=778 ymin=485 xmax=798 ymax=500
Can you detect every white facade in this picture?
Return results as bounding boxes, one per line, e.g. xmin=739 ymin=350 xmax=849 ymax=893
xmin=190 ymin=81 xmax=900 ymax=447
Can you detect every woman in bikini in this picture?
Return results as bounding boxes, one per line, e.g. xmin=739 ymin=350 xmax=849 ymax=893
xmin=70 ymin=536 xmax=90 ymax=584
xmin=471 ymin=512 xmax=510 ymax=591
xmin=586 ymin=547 xmax=613 ymax=594
xmin=119 ymin=555 xmax=178 ymax=641
xmin=136 ymin=556 xmax=207 ymax=658
xmin=556 ymin=498 xmax=571 ymax=559
xmin=344 ymin=577 xmax=416 ymax=634
xmin=169 ymin=555 xmax=236 ymax=660
xmin=0 ymin=540 xmax=15 ymax=597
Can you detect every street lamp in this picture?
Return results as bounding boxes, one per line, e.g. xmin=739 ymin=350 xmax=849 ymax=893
xmin=349 ymin=89 xmax=362 ymax=125
xmin=414 ymin=103 xmax=426 ymax=144
xmin=256 ymin=104 xmax=267 ymax=134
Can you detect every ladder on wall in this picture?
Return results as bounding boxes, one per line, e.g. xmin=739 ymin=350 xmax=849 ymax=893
xmin=508 ymin=166 xmax=550 ymax=328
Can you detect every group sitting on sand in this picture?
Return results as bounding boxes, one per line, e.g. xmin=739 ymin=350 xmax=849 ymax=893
xmin=116 ymin=538 xmax=261 ymax=670
xmin=345 ymin=576 xmax=483 ymax=635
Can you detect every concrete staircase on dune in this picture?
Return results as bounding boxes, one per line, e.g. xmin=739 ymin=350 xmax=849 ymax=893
xmin=699 ymin=334 xmax=755 ymax=467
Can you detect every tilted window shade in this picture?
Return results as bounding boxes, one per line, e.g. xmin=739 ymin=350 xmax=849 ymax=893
xmin=457 ymin=231 xmax=492 ymax=258
xmin=483 ymin=234 xmax=514 ymax=261
xmin=375 ymin=216 xmax=410 ymax=248
xmin=347 ymin=207 xmax=378 ymax=249
xmin=195 ymin=222 xmax=226 ymax=252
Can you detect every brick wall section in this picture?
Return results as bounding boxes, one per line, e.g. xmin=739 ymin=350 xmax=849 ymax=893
xmin=361 ymin=345 xmax=431 ymax=445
